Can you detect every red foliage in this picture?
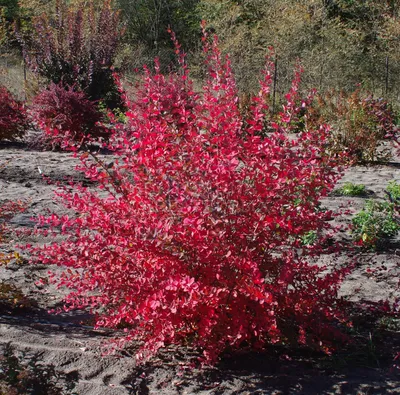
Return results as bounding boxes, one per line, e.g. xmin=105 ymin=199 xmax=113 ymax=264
xmin=0 ymin=86 xmax=29 ymax=141
xmin=29 ymin=32 xmax=353 ymax=364
xmin=30 ymin=83 xmax=106 ymax=147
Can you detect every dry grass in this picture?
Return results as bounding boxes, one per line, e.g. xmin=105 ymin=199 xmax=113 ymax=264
xmin=0 ymin=53 xmax=39 ymax=102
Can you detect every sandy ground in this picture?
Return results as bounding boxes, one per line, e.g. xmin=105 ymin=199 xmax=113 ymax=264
xmin=0 ymin=141 xmax=400 ymax=394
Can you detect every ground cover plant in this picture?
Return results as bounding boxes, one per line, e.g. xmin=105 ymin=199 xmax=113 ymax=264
xmin=335 ymin=182 xmax=367 ymax=197
xmin=27 ymin=29 xmax=355 ymax=365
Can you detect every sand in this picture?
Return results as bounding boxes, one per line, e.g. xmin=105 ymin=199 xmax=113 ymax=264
xmin=0 ymin=140 xmax=399 ymax=394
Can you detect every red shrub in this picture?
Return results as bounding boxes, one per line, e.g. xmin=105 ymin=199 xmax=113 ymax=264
xmin=29 ymin=32 xmax=352 ymax=364
xmin=0 ymin=87 xmax=29 ymax=141
xmin=30 ymin=83 xmax=106 ymax=147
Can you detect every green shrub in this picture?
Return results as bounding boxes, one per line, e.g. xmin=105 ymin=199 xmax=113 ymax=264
xmin=352 ymin=200 xmax=400 ymax=248
xmin=386 ymin=180 xmax=400 ymax=202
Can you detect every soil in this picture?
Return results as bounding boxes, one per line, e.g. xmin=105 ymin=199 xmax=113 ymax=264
xmin=0 ymin=141 xmax=400 ymax=395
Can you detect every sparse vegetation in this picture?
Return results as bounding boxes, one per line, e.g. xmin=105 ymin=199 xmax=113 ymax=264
xmin=0 ymin=281 xmax=36 ymax=313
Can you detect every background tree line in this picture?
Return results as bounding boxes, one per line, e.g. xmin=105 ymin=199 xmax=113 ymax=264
xmin=1 ymin=0 xmax=400 ymax=103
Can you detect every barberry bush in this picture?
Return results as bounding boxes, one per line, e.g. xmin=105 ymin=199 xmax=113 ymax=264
xmin=29 ymin=30 xmax=352 ymax=364
xmin=0 ymin=86 xmax=29 ymax=141
xmin=30 ymin=82 xmax=106 ymax=147
xmin=17 ymin=0 xmax=124 ymax=110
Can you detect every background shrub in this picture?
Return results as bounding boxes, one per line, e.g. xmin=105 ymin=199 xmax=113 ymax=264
xmin=0 ymin=86 xmax=29 ymax=141
xmin=30 ymin=82 xmax=107 ymax=147
xmin=4 ymin=0 xmax=400 ymax=104
xmin=308 ymin=89 xmax=398 ymax=164
xmin=17 ymin=0 xmax=124 ymax=110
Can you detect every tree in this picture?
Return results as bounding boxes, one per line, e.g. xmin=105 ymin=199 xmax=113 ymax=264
xmin=116 ymin=0 xmax=201 ymax=68
xmin=195 ymin=0 xmax=400 ymax=99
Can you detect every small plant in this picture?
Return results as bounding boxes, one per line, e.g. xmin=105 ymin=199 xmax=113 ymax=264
xmin=0 ymin=343 xmax=78 ymax=394
xmin=0 ymin=86 xmax=29 ymax=141
xmin=386 ymin=180 xmax=400 ymax=203
xmin=352 ymin=200 xmax=400 ymax=248
xmin=335 ymin=182 xmax=367 ymax=197
xmin=300 ymin=230 xmax=318 ymax=246
xmin=30 ymin=82 xmax=107 ymax=147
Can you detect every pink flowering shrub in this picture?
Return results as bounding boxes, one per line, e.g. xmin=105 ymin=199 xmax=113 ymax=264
xmin=29 ymin=30 xmax=352 ymax=364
